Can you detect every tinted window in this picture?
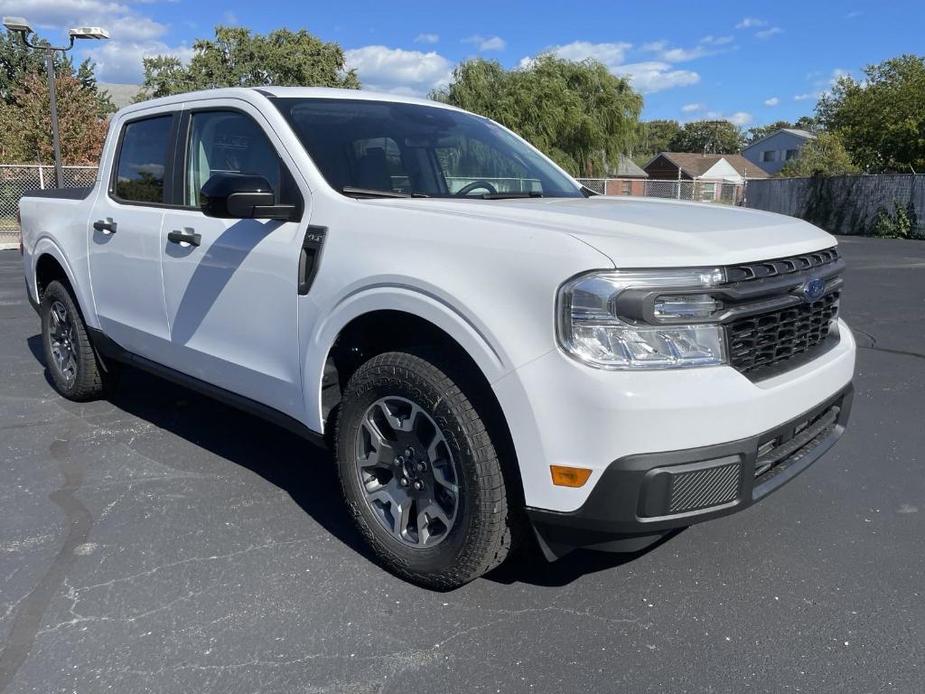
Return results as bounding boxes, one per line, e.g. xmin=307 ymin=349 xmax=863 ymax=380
xmin=274 ymin=98 xmax=582 ymax=198
xmin=185 ymin=111 xmax=285 ymax=207
xmin=114 ymin=116 xmax=172 ymax=203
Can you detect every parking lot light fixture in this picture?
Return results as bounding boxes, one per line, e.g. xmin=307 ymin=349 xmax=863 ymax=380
xmin=2 ymin=16 xmax=109 ymax=188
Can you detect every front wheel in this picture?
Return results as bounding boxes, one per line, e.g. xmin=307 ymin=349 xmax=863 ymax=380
xmin=335 ymin=351 xmax=512 ymax=589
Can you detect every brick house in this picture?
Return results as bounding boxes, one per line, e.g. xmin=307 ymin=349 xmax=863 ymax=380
xmin=643 ymin=152 xmax=768 ymax=201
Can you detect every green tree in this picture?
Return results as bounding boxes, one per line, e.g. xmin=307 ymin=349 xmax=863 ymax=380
xmin=0 ymin=29 xmax=113 ymax=113
xmin=433 ymin=55 xmax=642 ymax=176
xmin=141 ymin=26 xmax=360 ymax=99
xmin=667 ymin=120 xmax=743 ymax=153
xmin=0 ymin=72 xmax=109 ymax=163
xmin=744 ymin=117 xmax=819 ymax=145
xmin=817 ymin=54 xmax=925 ymax=172
xmin=745 ymin=120 xmax=794 ymax=144
xmin=778 ymin=131 xmax=859 ymax=177
xmin=636 ymin=119 xmax=680 ymax=158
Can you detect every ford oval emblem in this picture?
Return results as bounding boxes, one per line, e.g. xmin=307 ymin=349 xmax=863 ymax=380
xmin=802 ymin=277 xmax=826 ymax=302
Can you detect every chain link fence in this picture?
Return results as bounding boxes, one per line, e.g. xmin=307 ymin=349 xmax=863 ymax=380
xmin=577 ymin=177 xmax=746 ymax=205
xmin=0 ymin=165 xmax=98 ymax=246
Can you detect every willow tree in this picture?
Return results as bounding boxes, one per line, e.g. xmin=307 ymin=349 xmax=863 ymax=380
xmin=433 ymin=55 xmax=643 ymax=177
xmin=140 ymin=26 xmax=360 ymax=99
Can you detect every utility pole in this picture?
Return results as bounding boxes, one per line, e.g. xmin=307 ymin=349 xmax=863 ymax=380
xmin=44 ymin=48 xmax=64 ymax=188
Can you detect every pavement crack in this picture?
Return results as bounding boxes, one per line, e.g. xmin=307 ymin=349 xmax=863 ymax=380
xmin=0 ymin=440 xmax=93 ymax=693
xmin=854 ymin=327 xmax=925 ymax=361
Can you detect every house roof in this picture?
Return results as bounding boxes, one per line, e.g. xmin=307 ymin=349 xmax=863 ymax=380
xmin=646 ymin=152 xmax=769 ymax=179
xmin=610 ymin=154 xmax=648 ymax=178
xmin=742 ymin=127 xmax=816 ymax=152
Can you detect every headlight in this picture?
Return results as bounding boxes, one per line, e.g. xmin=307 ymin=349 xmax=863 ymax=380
xmin=557 ymin=268 xmax=727 ymax=370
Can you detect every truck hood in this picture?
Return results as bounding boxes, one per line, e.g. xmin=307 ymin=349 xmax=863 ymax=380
xmin=376 ymin=195 xmax=835 ymax=267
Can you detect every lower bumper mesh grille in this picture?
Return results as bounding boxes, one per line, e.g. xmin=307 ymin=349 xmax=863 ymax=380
xmin=668 ymin=462 xmax=742 ymax=514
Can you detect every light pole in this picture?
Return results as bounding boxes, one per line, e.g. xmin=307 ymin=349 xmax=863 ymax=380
xmin=2 ymin=17 xmax=109 ymax=188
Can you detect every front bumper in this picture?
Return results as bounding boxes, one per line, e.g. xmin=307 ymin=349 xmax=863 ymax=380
xmin=526 ymin=384 xmax=853 ymax=559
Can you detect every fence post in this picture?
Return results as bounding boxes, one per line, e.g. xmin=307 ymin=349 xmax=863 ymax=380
xmin=38 ymin=165 xmax=45 ymax=190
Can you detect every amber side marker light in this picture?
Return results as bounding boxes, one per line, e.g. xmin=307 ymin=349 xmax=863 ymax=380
xmin=550 ymin=465 xmax=593 ymax=488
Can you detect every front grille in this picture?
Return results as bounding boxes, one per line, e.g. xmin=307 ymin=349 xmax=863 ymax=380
xmin=727 ymin=292 xmax=840 ymax=376
xmin=721 ymin=247 xmax=843 ymax=378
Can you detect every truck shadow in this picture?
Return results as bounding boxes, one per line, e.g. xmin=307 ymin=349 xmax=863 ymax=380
xmin=27 ymin=334 xmax=675 ymax=589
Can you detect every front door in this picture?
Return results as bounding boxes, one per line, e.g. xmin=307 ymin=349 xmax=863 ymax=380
xmin=159 ymin=107 xmax=306 ymax=419
xmin=88 ymin=112 xmax=175 ymax=357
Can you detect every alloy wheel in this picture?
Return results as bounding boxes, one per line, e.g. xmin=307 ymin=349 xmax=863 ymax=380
xmin=48 ymin=300 xmax=78 ymax=386
xmin=355 ymin=396 xmax=460 ymax=547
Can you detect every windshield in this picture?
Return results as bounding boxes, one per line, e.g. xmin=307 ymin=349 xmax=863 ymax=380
xmin=273 ymin=98 xmax=583 ymax=199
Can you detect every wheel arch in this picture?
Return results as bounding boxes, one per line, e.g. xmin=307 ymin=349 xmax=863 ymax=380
xmin=31 ymin=242 xmax=95 ymax=327
xmin=314 ymin=306 xmax=526 ymax=514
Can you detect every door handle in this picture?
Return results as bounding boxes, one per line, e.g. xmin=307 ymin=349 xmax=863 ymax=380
xmin=167 ymin=228 xmax=202 ymax=247
xmin=93 ymin=218 xmax=117 ymax=234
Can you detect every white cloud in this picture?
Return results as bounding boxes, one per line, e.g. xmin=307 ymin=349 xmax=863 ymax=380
xmin=414 ymin=33 xmax=439 ymax=44
xmin=681 ymin=103 xmax=703 ymax=112
xmin=87 ymin=40 xmax=193 ymax=83
xmin=736 ymin=17 xmax=767 ymax=29
xmin=764 ymin=96 xmax=780 ymax=106
xmin=0 ymin=0 xmax=198 ymax=82
xmin=462 ymin=35 xmax=506 ymax=52
xmin=845 ymin=10 xmax=863 ymax=19
xmin=617 ymin=61 xmax=700 ymax=92
xmin=529 ymin=42 xmax=699 ymax=93
xmin=540 ymin=40 xmax=632 ymax=66
xmin=700 ymin=35 xmax=734 ymax=46
xmin=344 ymin=45 xmax=453 ymax=96
xmin=0 ymin=0 xmax=167 ymax=42
xmin=698 ymin=110 xmax=753 ymax=126
xmin=755 ymin=27 xmax=783 ymax=39
xmin=794 ymin=92 xmax=819 ymax=101
xmin=724 ymin=111 xmax=753 ymax=126
xmin=641 ymin=35 xmax=735 ymax=63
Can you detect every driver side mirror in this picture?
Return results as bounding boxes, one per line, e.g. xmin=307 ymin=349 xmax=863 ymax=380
xmin=200 ymin=172 xmax=298 ymax=221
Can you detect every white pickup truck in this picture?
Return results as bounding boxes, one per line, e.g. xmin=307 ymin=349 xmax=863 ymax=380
xmin=19 ymin=87 xmax=855 ymax=588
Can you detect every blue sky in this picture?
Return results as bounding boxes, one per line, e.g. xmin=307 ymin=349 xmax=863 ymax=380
xmin=4 ymin=0 xmax=922 ymax=127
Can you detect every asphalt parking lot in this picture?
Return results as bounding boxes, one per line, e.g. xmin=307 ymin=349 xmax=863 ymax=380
xmin=1 ymin=236 xmax=923 ymax=693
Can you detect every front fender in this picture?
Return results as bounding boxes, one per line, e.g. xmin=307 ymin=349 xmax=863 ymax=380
xmin=303 ymin=285 xmax=514 ymax=434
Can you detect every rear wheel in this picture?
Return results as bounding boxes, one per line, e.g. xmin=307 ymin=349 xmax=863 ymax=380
xmin=336 ymin=351 xmax=512 ymax=589
xmin=40 ymin=280 xmax=114 ymax=401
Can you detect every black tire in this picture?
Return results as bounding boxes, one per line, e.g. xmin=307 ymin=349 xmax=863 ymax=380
xmin=40 ymin=280 xmax=114 ymax=401
xmin=336 ymin=351 xmax=512 ymax=589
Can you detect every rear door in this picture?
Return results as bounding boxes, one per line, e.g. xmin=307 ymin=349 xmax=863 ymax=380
xmin=88 ymin=111 xmax=177 ymax=356
xmin=158 ymin=104 xmax=307 ymax=419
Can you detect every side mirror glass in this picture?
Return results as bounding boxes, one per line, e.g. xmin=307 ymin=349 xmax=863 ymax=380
xmin=200 ymin=172 xmax=297 ymax=221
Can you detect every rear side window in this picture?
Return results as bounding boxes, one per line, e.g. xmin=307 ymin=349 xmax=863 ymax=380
xmin=113 ymin=115 xmax=173 ymax=203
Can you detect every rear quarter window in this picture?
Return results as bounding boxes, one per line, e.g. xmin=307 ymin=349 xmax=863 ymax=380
xmin=112 ymin=115 xmax=173 ymax=203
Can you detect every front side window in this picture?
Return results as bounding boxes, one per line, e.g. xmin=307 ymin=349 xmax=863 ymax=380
xmin=113 ymin=115 xmax=173 ymax=203
xmin=785 ymin=148 xmax=799 ymax=160
xmin=185 ymin=111 xmax=284 ymax=207
xmin=761 ymin=150 xmax=777 ymax=162
xmin=274 ymin=98 xmax=582 ymax=198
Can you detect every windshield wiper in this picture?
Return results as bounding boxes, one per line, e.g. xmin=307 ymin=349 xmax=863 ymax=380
xmin=342 ymin=186 xmax=429 ymax=199
xmin=477 ymin=191 xmax=544 ymax=200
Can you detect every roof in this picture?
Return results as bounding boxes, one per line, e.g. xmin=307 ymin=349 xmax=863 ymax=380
xmin=646 ymin=152 xmax=768 ymax=179
xmin=118 ymin=86 xmax=464 ymax=118
xmin=742 ymin=127 xmax=816 ymax=152
xmin=610 ymin=154 xmax=648 ymax=178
